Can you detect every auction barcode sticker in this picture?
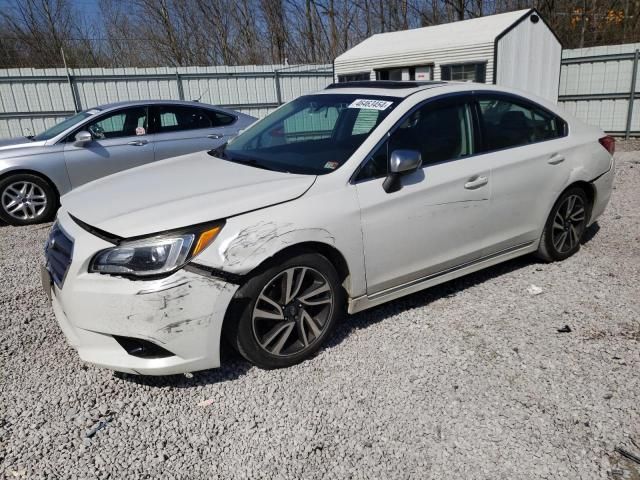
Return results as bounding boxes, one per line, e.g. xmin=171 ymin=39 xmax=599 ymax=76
xmin=348 ymin=99 xmax=393 ymax=110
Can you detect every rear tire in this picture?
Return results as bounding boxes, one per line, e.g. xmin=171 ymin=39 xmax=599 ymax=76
xmin=536 ymin=187 xmax=590 ymax=262
xmin=0 ymin=173 xmax=57 ymax=226
xmin=224 ymin=251 xmax=344 ymax=369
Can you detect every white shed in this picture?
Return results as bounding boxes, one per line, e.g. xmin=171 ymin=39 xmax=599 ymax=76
xmin=334 ymin=9 xmax=562 ymax=102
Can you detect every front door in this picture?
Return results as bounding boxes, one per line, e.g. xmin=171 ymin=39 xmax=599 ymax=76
xmin=355 ymin=96 xmax=492 ymax=295
xmin=63 ymin=106 xmax=154 ymax=187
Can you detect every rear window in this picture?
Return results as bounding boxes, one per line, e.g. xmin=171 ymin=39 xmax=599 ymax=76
xmin=478 ymin=95 xmax=566 ymax=151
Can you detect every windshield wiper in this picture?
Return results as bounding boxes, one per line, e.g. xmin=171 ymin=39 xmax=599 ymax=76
xmin=25 ymin=135 xmax=34 ymax=141
xmin=229 ymin=157 xmax=278 ymax=172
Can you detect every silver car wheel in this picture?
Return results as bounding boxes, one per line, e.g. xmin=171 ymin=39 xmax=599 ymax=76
xmin=252 ymin=266 xmax=334 ymax=357
xmin=1 ymin=181 xmax=48 ymax=221
xmin=551 ymin=194 xmax=586 ymax=253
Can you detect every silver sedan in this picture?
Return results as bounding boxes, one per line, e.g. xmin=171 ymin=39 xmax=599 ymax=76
xmin=0 ymin=100 xmax=256 ymax=225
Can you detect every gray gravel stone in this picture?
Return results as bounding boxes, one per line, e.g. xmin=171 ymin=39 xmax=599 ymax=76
xmin=0 ymin=151 xmax=639 ymax=479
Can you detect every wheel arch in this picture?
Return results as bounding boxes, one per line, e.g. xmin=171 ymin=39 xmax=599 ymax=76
xmin=246 ymin=241 xmax=352 ymax=294
xmin=561 ymin=180 xmax=596 ymax=220
xmin=0 ymin=168 xmax=61 ymax=199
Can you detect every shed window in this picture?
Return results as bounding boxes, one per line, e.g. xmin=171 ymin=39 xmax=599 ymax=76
xmin=376 ymin=65 xmax=433 ymax=81
xmin=338 ymin=72 xmax=370 ymax=82
xmin=440 ymin=63 xmax=486 ymax=83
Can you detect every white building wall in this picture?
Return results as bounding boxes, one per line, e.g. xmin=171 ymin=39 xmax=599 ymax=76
xmin=334 ymin=43 xmax=495 ymax=84
xmin=559 ymin=43 xmax=640 ymax=133
xmin=0 ymin=65 xmax=334 ymax=138
xmin=496 ymin=17 xmax=562 ymax=102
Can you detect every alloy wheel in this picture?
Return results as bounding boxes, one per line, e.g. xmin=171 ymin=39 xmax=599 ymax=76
xmin=1 ymin=181 xmax=48 ymax=221
xmin=551 ymin=194 xmax=586 ymax=253
xmin=252 ymin=266 xmax=334 ymax=357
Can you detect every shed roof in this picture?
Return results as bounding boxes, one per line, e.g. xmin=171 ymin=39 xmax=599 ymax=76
xmin=335 ymin=9 xmax=531 ymax=63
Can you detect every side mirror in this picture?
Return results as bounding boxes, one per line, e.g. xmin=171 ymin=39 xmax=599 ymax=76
xmin=74 ymin=131 xmax=92 ymax=147
xmin=383 ymin=149 xmax=422 ymax=193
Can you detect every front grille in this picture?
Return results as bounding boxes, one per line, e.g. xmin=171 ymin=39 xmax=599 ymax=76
xmin=44 ymin=222 xmax=74 ymax=288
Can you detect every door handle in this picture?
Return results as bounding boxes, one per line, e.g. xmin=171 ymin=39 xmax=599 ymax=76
xmin=548 ymin=153 xmax=565 ymax=165
xmin=127 ymin=140 xmax=148 ymax=146
xmin=207 ymin=133 xmax=224 ymax=139
xmin=464 ymin=175 xmax=488 ymax=190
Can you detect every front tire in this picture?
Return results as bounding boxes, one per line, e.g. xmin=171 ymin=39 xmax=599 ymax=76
xmin=0 ymin=173 xmax=57 ymax=225
xmin=536 ymin=187 xmax=590 ymax=262
xmin=225 ymin=251 xmax=344 ymax=369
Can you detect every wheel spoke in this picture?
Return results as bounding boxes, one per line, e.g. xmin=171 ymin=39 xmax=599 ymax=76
xmin=6 ymin=186 xmax=20 ymax=197
xmin=565 ymin=196 xmax=575 ymax=218
xmin=554 ymin=231 xmax=567 ymax=250
xmin=569 ymin=224 xmax=579 ymax=248
xmin=552 ymin=214 xmax=564 ymax=230
xmin=3 ymin=198 xmax=18 ymax=209
xmin=298 ymin=282 xmax=331 ymax=306
xmin=8 ymin=203 xmax=24 ymax=214
xmin=282 ymin=267 xmax=307 ymax=304
xmin=271 ymin=322 xmax=295 ymax=355
xmin=570 ymin=207 xmax=585 ymax=222
xmin=254 ymin=306 xmax=284 ymax=321
xmin=260 ymin=321 xmax=295 ymax=352
xmin=301 ymin=310 xmax=322 ymax=338
xmin=26 ymin=203 xmax=36 ymax=218
xmin=298 ymin=320 xmax=309 ymax=347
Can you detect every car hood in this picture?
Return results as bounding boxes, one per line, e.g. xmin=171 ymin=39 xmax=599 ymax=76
xmin=0 ymin=137 xmax=45 ymax=151
xmin=61 ymin=151 xmax=316 ymax=237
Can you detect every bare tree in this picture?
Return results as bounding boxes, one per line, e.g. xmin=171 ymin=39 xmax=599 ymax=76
xmin=1 ymin=0 xmax=639 ymax=68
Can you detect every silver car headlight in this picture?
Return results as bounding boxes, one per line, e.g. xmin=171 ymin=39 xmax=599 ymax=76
xmin=89 ymin=223 xmax=223 ymax=277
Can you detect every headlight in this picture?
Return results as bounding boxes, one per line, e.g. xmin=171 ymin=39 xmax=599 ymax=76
xmin=89 ymin=224 xmax=223 ymax=277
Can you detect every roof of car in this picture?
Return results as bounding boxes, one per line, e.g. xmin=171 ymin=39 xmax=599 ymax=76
xmin=94 ymin=99 xmax=244 ymax=116
xmin=321 ymin=80 xmax=450 ymax=98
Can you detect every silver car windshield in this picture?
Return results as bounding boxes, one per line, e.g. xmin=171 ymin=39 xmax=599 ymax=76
xmin=33 ymin=110 xmax=100 ymax=141
xmin=223 ymin=94 xmax=400 ymax=175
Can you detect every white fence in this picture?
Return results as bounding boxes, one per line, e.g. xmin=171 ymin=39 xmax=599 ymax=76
xmin=0 ymin=43 xmax=639 ymax=138
xmin=0 ymin=64 xmax=334 ymax=138
xmin=559 ymin=43 xmax=639 ymax=138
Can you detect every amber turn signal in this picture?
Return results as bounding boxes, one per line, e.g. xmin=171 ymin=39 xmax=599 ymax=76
xmin=192 ymin=225 xmax=223 ymax=256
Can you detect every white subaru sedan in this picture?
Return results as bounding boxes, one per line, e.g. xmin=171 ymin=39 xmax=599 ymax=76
xmin=42 ymin=81 xmax=615 ymax=375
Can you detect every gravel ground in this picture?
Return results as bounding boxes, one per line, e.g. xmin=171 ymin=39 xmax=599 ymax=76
xmin=1 ymin=152 xmax=639 ymax=480
xmin=617 ymin=138 xmax=640 ymax=152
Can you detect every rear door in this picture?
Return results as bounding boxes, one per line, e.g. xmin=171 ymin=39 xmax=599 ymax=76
xmin=151 ymin=105 xmax=236 ymax=161
xmin=355 ymin=95 xmax=493 ymax=294
xmin=473 ymin=93 xmax=571 ymax=253
xmin=63 ymin=106 xmax=155 ymax=187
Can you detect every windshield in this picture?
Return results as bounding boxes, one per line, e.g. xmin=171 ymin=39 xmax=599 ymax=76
xmin=223 ymin=94 xmax=400 ymax=174
xmin=33 ymin=109 xmax=100 ymax=141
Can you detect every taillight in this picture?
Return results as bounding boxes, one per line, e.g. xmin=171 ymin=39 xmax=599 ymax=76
xmin=599 ymin=135 xmax=615 ymax=155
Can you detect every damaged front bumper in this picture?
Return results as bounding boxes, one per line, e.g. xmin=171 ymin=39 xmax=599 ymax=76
xmin=46 ymin=213 xmax=239 ymax=375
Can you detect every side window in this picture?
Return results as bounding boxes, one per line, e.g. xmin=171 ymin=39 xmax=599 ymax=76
xmin=84 ymin=107 xmax=148 ymax=140
xmin=157 ymin=105 xmax=211 ymax=133
xmin=478 ymin=96 xmax=564 ymax=151
xmin=205 ymin=110 xmax=235 ymax=127
xmin=357 ymin=101 xmax=473 ymax=181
